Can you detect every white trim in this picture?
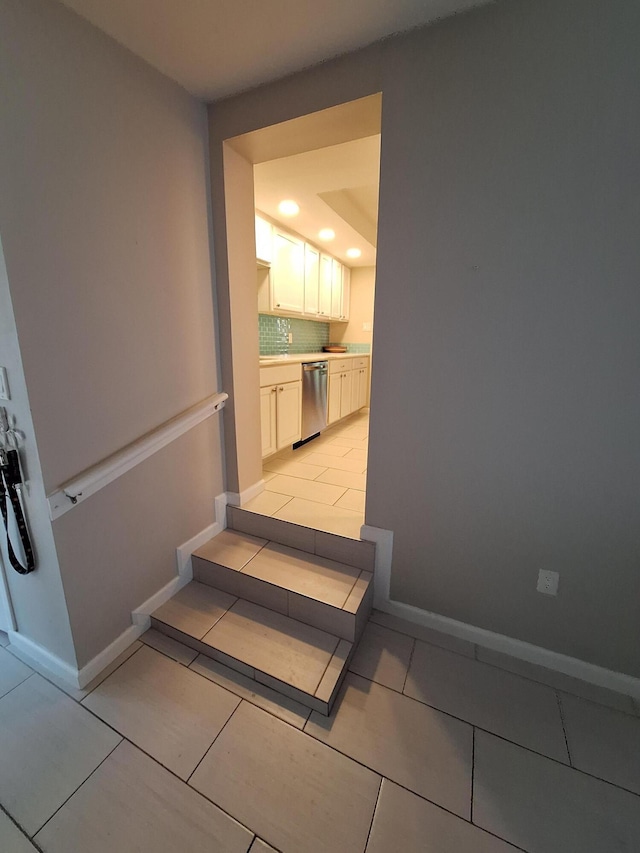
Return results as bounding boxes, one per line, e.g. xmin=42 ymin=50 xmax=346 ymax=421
xmin=214 ymin=492 xmax=229 ymax=531
xmin=47 ymin=392 xmax=228 ymax=520
xmin=8 ymin=631 xmax=80 ymax=686
xmin=226 ymin=479 xmax=265 ymax=507
xmin=76 ymin=624 xmax=143 ymax=688
xmin=0 ymin=555 xmax=16 ymax=633
xmin=362 ymin=521 xmax=640 ymax=700
xmin=176 ymin=520 xmax=221 ymax=578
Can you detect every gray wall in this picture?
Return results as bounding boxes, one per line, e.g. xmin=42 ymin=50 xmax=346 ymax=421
xmin=210 ymin=0 xmax=640 ymax=677
xmin=0 ymin=0 xmax=224 ymax=667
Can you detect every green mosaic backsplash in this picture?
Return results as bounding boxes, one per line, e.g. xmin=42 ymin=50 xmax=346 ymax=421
xmin=258 ymin=314 xmax=372 ymax=355
xmin=259 ymin=314 xmax=330 ymax=355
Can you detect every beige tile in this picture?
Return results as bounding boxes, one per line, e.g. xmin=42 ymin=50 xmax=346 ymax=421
xmin=35 ymin=740 xmax=252 ymax=853
xmin=55 ymin=641 xmax=143 ymax=702
xmin=194 ymin=529 xmax=267 ymax=570
xmin=190 ymin=702 xmax=380 ymax=853
xmin=349 ymin=622 xmax=414 ymax=692
xmin=0 ymin=675 xmax=121 ymax=835
xmin=315 ymin=530 xmax=375 ymax=571
xmin=262 ymin=468 xmax=278 ymax=482
xmin=0 ymin=808 xmax=38 ymax=853
xmin=228 ymin=506 xmax=316 ymax=552
xmin=274 ymin=497 xmax=363 ymax=539
xmin=344 ymin=572 xmax=373 ymax=614
xmin=263 ymin=458 xmax=328 ymax=480
xmin=328 ymin=437 xmax=369 ymax=449
xmin=190 ymin=654 xmax=310 ymax=729
xmin=300 ymin=442 xmax=350 ymax=457
xmin=243 ymin=490 xmax=292 ymax=516
xmin=0 ymin=646 xmax=32 ymax=698
xmin=249 ymin=840 xmax=278 ymax=853
xmin=344 ymin=447 xmax=367 ymax=462
xmin=243 ymin=542 xmax=360 ymax=606
xmin=194 ymin=557 xmax=289 ymax=615
xmin=288 ymin=594 xmax=356 ymax=641
xmin=474 ymin=730 xmax=640 ymax=853
xmin=369 ymin=610 xmax=476 ymax=658
xmin=476 ymin=646 xmax=637 ymax=714
xmin=266 ymin=474 xmax=347 ymax=505
xmin=203 ymin=600 xmax=339 ymax=695
xmin=315 ymin=639 xmax=352 ymax=705
xmin=315 ymin=468 xmax=367 ymax=490
xmin=306 ymin=673 xmax=472 ymax=817
xmin=255 ymin=671 xmax=327 ymax=714
xmin=340 ymin=426 xmax=368 ymax=439
xmin=404 ymin=642 xmax=569 ymax=762
xmin=560 ymin=692 xmax=640 ymax=794
xmin=140 ymin=628 xmax=198 ymax=665
xmin=151 ymin=581 xmax=236 ymax=639
xmin=367 ymin=778 xmax=519 ymax=853
xmin=335 ymin=488 xmax=365 ymax=512
xmin=302 ymin=452 xmax=367 ymax=473
xmin=82 ymin=646 xmax=240 ymax=780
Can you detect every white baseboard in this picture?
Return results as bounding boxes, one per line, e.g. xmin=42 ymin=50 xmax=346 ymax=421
xmin=8 ymin=631 xmax=81 ymax=687
xmin=77 ymin=623 xmax=143 ymax=688
xmin=361 ymin=521 xmax=640 ymax=700
xmin=226 ymin=480 xmax=265 ymax=507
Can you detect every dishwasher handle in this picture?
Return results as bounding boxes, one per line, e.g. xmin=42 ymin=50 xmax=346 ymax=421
xmin=303 ymin=363 xmax=328 ymax=372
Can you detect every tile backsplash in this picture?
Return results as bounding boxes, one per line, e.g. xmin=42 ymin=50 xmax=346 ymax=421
xmin=258 ymin=314 xmax=372 ymax=356
xmin=259 ymin=315 xmax=329 ymax=355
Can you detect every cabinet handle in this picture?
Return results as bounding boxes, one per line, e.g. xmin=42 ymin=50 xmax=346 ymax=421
xmin=278 ymin=386 xmax=284 ymax=392
xmin=276 ymin=303 xmax=281 ymax=307
xmin=271 ymin=387 xmax=277 ymax=393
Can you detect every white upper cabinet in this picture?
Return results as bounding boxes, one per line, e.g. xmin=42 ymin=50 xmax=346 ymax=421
xmin=331 ymin=259 xmax=343 ymax=319
xmin=304 ymin=244 xmax=320 ymax=316
xmin=255 ymin=215 xmax=273 ymax=265
xmin=272 ymin=230 xmax=304 ymax=314
xmin=319 ymin=254 xmax=333 ymax=319
xmin=339 ymin=265 xmax=350 ymax=322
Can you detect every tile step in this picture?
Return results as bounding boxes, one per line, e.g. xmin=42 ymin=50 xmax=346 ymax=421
xmin=193 ymin=532 xmax=372 ymax=643
xmin=150 ymin=584 xmax=354 ymax=714
xmin=227 ymin=505 xmax=376 ymax=572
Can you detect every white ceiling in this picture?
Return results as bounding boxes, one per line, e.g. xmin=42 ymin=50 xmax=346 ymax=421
xmin=254 ymin=135 xmax=381 ymax=267
xmin=60 ymin=0 xmax=491 ymax=100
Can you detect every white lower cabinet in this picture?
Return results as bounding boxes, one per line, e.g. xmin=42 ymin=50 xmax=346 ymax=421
xmin=260 ymin=364 xmax=302 ymax=457
xmin=328 ymin=357 xmax=369 ymax=424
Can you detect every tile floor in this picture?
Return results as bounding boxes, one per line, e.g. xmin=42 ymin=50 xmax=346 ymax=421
xmin=1 ymin=617 xmax=639 ymax=853
xmin=249 ymin=410 xmax=370 ymax=539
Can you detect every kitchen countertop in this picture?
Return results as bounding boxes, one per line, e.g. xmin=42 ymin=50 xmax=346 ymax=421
xmin=259 ymin=351 xmax=369 ymax=366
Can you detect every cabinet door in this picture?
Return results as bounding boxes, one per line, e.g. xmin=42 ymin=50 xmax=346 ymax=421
xmin=276 ymin=380 xmax=302 ymax=449
xmin=319 ymin=254 xmax=333 ymax=318
xmin=351 ymin=367 xmax=361 ymax=413
xmin=359 ymin=366 xmax=369 ymax=409
xmin=260 ymin=385 xmax=277 ymax=458
xmin=340 ymin=370 xmax=353 ymax=417
xmin=339 ymin=265 xmax=351 ymax=321
xmin=272 ymin=231 xmax=304 ymax=313
xmin=331 ymin=259 xmax=343 ymax=319
xmin=255 ymin=215 xmax=273 ymax=264
xmin=304 ymin=244 xmax=320 ymax=316
xmin=327 ymin=373 xmax=341 ymax=424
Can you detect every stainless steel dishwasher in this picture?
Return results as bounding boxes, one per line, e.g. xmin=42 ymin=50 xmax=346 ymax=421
xmin=299 ymin=361 xmax=328 ymax=444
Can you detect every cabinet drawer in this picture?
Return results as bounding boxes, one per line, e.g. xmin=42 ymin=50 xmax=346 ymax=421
xmin=329 ymin=359 xmax=352 ymax=374
xmin=259 ymin=363 xmax=301 ymax=387
xmin=353 ymin=357 xmax=369 ymax=369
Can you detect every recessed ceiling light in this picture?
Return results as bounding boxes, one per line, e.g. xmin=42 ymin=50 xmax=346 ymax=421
xmin=346 ymin=248 xmax=362 ymax=259
xmin=318 ymin=228 xmax=335 ymax=241
xmin=278 ymin=200 xmax=299 ymax=217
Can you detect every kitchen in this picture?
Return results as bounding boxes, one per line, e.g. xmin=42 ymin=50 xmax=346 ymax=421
xmin=246 ymin=135 xmax=379 ymax=539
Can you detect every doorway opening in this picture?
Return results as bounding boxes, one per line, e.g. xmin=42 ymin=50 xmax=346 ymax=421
xmin=221 ymin=94 xmax=381 ymax=541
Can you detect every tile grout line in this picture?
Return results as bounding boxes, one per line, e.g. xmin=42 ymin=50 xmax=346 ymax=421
xmin=362 ymin=775 xmax=384 ymax=852
xmin=556 ymin=690 xmax=573 ymax=766
xmin=185 ymin=697 xmax=242 ymax=785
xmin=32 ymin=736 xmax=123 ymax=839
xmin=0 ymin=669 xmax=35 ymax=704
xmin=400 ymin=638 xmax=417 ymax=695
xmin=470 ymin=727 xmax=475 ymax=824
xmin=0 ymin=800 xmax=46 ymax=853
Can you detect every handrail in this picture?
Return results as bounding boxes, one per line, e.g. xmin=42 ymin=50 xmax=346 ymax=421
xmin=47 ymin=391 xmax=228 ymax=520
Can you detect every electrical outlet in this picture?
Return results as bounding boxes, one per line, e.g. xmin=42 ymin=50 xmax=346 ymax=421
xmin=288 ymin=332 xmax=293 ymax=344
xmin=537 ymin=569 xmax=559 ymax=596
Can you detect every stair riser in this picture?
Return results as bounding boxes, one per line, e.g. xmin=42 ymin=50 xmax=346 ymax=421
xmin=227 ymin=506 xmax=375 ymax=572
xmin=193 ymin=555 xmax=371 ymax=643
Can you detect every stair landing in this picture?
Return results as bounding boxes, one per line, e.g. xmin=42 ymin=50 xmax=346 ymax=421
xmin=150 ymin=529 xmax=374 ymax=714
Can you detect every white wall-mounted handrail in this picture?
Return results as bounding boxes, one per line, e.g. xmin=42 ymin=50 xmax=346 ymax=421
xmin=47 ymin=391 xmax=228 ymax=520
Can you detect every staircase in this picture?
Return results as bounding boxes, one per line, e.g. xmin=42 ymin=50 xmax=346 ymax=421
xmin=149 ymin=507 xmax=375 ymax=714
